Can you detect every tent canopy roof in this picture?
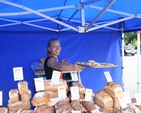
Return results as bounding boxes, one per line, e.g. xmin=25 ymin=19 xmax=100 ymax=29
xmin=0 ymin=0 xmax=141 ymax=33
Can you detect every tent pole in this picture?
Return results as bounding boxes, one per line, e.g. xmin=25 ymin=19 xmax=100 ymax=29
xmin=137 ymin=31 xmax=141 ymax=93
xmin=122 ymin=32 xmax=125 ymax=90
xmin=80 ymin=0 xmax=85 ymax=26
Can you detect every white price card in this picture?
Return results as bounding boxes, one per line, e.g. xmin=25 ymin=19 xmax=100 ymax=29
xmin=135 ymin=93 xmax=141 ymax=105
xmin=51 ymin=70 xmax=61 ymax=83
xmin=85 ymin=88 xmax=92 ymax=101
xmin=118 ymin=95 xmax=127 ymax=109
xmin=58 ymin=86 xmax=67 ymax=99
xmin=13 ymin=67 xmax=24 ymax=81
xmin=71 ymin=71 xmax=78 ymax=81
xmin=123 ymin=92 xmax=131 ymax=104
xmin=72 ymin=110 xmax=81 ymax=113
xmin=70 ymin=86 xmax=80 ymax=100
xmin=0 ymin=91 xmax=2 ymax=106
xmin=104 ymin=71 xmax=113 ymax=82
xmin=92 ymin=109 xmax=100 ymax=113
xmin=34 ymin=77 xmax=44 ymax=92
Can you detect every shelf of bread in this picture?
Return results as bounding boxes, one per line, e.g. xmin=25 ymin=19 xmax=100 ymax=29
xmin=1 ymin=80 xmax=141 ymax=113
xmin=78 ymin=60 xmax=118 ymax=68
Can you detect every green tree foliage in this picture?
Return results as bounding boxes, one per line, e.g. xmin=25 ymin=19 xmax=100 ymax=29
xmin=124 ymin=32 xmax=137 ymax=46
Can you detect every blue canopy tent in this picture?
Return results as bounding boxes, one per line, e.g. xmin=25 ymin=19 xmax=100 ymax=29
xmin=0 ymin=0 xmax=141 ymax=107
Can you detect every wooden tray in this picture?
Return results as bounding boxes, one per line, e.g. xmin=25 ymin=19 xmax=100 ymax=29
xmin=78 ymin=63 xmax=118 ymax=68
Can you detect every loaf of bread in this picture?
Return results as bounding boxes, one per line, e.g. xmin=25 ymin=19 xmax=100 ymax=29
xmin=8 ymin=101 xmax=31 ymax=112
xmin=94 ymin=90 xmax=113 ymax=108
xmin=104 ymin=82 xmax=123 ymax=98
xmin=81 ymin=101 xmax=96 ymax=113
xmin=34 ymin=105 xmax=54 ymax=113
xmin=21 ymin=94 xmax=30 ymax=102
xmin=44 ymin=79 xmax=68 ymax=92
xmin=71 ymin=100 xmax=85 ymax=112
xmin=0 ymin=107 xmax=8 ymax=113
xmin=113 ymin=97 xmax=121 ymax=108
xmin=55 ymin=99 xmax=74 ymax=113
xmin=9 ymin=89 xmax=19 ymax=104
xmin=103 ymin=107 xmax=113 ymax=113
xmin=21 ymin=90 xmax=31 ymax=102
xmin=31 ymin=92 xmax=50 ymax=106
xmin=18 ymin=81 xmax=29 ymax=95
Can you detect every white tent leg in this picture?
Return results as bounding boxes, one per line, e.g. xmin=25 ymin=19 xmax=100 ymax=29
xmin=122 ymin=32 xmax=125 ymax=90
xmin=137 ymin=31 xmax=141 ymax=93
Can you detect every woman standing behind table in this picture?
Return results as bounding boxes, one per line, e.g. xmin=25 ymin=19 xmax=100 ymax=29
xmin=44 ymin=38 xmax=84 ymax=80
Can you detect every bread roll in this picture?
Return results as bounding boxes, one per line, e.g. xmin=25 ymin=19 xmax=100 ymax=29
xmin=34 ymin=105 xmax=54 ymax=113
xmin=94 ymin=90 xmax=113 ymax=108
xmin=0 ymin=107 xmax=8 ymax=113
xmin=9 ymin=89 xmax=19 ymax=104
xmin=31 ymin=92 xmax=50 ymax=106
xmin=18 ymin=81 xmax=29 ymax=95
xmin=104 ymin=82 xmax=123 ymax=98
xmin=44 ymin=79 xmax=68 ymax=92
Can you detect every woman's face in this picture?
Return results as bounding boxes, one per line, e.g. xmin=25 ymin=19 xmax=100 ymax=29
xmin=48 ymin=40 xmax=61 ymax=56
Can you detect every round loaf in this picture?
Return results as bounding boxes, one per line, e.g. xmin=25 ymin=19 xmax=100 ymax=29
xmin=31 ymin=92 xmax=50 ymax=106
xmin=44 ymin=79 xmax=68 ymax=92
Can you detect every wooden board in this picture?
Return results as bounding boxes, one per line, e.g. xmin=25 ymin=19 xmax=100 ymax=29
xmin=78 ymin=63 xmax=118 ymax=68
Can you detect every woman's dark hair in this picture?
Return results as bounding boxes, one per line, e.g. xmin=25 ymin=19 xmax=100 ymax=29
xmin=47 ymin=38 xmax=60 ymax=55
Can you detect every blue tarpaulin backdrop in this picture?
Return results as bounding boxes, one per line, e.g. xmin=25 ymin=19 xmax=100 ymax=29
xmin=1 ymin=0 xmax=141 ymax=109
xmin=0 ymin=31 xmax=122 ymax=107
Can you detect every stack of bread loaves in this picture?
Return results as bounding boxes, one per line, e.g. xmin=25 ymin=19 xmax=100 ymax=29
xmin=8 ymin=81 xmax=31 ymax=112
xmin=103 ymin=82 xmax=123 ymax=112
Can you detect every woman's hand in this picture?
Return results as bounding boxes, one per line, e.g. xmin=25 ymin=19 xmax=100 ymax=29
xmin=61 ymin=59 xmax=69 ymax=64
xmin=74 ymin=62 xmax=85 ymax=72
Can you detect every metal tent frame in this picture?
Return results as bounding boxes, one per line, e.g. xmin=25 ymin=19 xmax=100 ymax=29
xmin=0 ymin=0 xmax=140 ymax=33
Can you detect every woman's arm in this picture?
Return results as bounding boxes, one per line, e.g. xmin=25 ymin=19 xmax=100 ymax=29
xmin=47 ymin=57 xmax=84 ymax=72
